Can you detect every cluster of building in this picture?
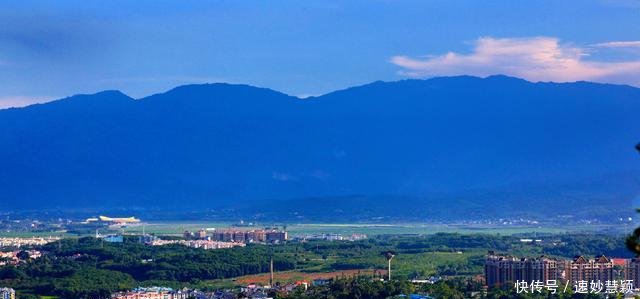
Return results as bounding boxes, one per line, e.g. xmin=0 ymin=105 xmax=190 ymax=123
xmin=110 ymin=287 xmax=204 ymax=299
xmin=184 ymin=228 xmax=288 ymax=244
xmin=484 ymin=251 xmax=640 ymax=288
xmin=0 ymin=250 xmax=42 ymax=265
xmin=100 ymin=234 xmax=125 ymax=243
xmin=410 ymin=276 xmax=442 ymax=284
xmin=0 ymin=236 xmax=60 ymax=248
xmin=84 ymin=216 xmax=141 ymax=225
xmin=110 ymin=278 xmax=435 ymax=299
xmin=94 ymin=227 xmax=288 ymax=250
xmin=148 ymin=239 xmax=245 ymax=250
xmin=0 ymin=288 xmax=15 ymax=299
xmin=237 ymin=283 xmax=304 ymax=299
xmin=110 ymin=284 xmax=305 ymax=299
xmin=292 ymin=233 xmax=368 ymax=242
xmin=97 ymin=232 xmax=156 ymax=244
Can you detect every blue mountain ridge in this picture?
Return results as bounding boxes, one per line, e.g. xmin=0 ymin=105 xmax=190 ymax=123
xmin=1 ymin=75 xmax=638 ymax=220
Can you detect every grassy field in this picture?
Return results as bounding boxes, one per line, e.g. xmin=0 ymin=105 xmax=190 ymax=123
xmin=0 ymin=231 xmax=71 ymax=238
xmin=0 ymin=221 xmax=622 ymax=238
xmin=196 ymin=270 xmax=381 ymax=289
xmin=118 ymin=221 xmax=572 ymax=236
xmin=234 ymin=269 xmax=385 ymax=285
xmin=198 ymin=249 xmax=483 ymax=288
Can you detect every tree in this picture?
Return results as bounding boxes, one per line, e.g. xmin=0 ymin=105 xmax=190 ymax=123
xmin=16 ymin=250 xmax=30 ymax=260
xmin=627 ymin=143 xmax=640 ymax=255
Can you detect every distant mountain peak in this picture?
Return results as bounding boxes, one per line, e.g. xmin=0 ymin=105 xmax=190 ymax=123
xmin=141 ymin=82 xmax=297 ymax=101
xmin=3 ymin=76 xmax=639 ymax=112
xmin=64 ymin=90 xmax=131 ymax=101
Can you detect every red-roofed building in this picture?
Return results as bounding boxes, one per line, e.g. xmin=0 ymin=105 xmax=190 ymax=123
xmin=613 ymin=258 xmax=627 ymax=267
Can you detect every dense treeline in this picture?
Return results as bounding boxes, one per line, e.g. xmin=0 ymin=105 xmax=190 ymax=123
xmin=277 ymin=276 xmax=605 ymax=299
xmin=309 ymin=233 xmax=631 ymax=259
xmin=0 ymin=237 xmax=296 ymax=298
xmin=279 ymin=277 xmax=416 ymax=299
xmin=306 ymin=233 xmax=630 ymax=276
xmin=37 ymin=237 xmax=296 ymax=282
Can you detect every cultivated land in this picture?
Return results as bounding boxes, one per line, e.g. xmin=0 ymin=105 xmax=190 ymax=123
xmin=2 ymin=221 xmax=628 ymax=238
xmin=233 ymin=269 xmax=386 ymax=285
xmin=1 ymin=219 xmax=631 ymax=241
xmin=116 ymin=221 xmax=615 ymax=237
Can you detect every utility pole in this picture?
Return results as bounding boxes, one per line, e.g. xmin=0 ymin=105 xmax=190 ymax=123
xmin=383 ymin=251 xmax=396 ymax=281
xmin=388 ymin=258 xmax=392 ymax=280
xmin=270 ymin=256 xmax=274 ymax=286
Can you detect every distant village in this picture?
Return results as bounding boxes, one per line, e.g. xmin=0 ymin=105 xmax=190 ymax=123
xmin=0 ymin=216 xmax=379 ymax=299
xmin=0 ymin=215 xmax=369 ymax=268
xmin=84 ymin=215 xmax=369 ymax=250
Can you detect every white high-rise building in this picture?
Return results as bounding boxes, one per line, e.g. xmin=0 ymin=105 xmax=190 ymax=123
xmin=0 ymin=288 xmax=15 ymax=299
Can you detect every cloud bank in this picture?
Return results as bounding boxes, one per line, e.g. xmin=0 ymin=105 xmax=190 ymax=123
xmin=592 ymin=41 xmax=640 ymax=49
xmin=391 ymin=37 xmax=640 ymax=86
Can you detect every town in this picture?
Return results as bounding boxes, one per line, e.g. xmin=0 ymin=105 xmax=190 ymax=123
xmin=0 ymin=217 xmax=637 ymax=298
xmin=485 ymin=251 xmax=640 ymax=295
xmin=1 ymin=231 xmax=635 ymax=298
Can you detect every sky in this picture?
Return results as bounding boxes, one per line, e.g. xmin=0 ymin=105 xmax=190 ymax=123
xmin=0 ymin=0 xmax=639 ymax=108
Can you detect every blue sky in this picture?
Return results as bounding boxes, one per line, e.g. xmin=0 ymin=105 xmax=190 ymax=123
xmin=1 ymin=0 xmax=639 ymax=107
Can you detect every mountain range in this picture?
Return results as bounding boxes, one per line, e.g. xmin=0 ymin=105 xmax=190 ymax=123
xmin=1 ymin=75 xmax=639 ymax=221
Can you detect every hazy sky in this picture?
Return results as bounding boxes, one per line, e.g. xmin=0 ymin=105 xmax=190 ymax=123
xmin=1 ymin=0 xmax=639 ymax=107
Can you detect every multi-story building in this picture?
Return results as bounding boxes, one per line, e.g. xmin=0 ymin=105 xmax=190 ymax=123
xmin=485 ymin=251 xmax=567 ymax=287
xmin=111 ymin=287 xmax=193 ymax=299
xmin=233 ymin=231 xmax=246 ymax=243
xmin=248 ymin=230 xmax=266 ymax=242
xmin=568 ymin=255 xmax=614 ymax=283
xmin=195 ymin=229 xmax=208 ymax=240
xmin=625 ymin=258 xmax=640 ymax=284
xmin=215 ymin=231 xmax=234 ymax=242
xmin=265 ymin=231 xmax=287 ymax=244
xmin=0 ymin=288 xmax=15 ymax=299
xmin=148 ymin=239 xmax=244 ymax=250
xmin=211 ymin=229 xmax=285 ymax=244
xmin=485 ymin=252 xmax=623 ymax=288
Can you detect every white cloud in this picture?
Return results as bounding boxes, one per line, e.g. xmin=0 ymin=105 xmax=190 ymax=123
xmin=391 ymin=37 xmax=640 ymax=86
xmin=592 ymin=41 xmax=640 ymax=48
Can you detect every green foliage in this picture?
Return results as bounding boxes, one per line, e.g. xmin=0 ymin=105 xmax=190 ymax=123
xmin=0 ymin=233 xmax=629 ymax=298
xmin=1 ymin=237 xmax=297 ymax=298
xmin=16 ymin=250 xmax=30 ymax=260
xmin=627 ymin=212 xmax=640 ymax=256
xmin=51 ymin=268 xmax=135 ymax=299
xmin=304 ymin=233 xmax=629 ymax=278
xmin=278 ymin=277 xmax=415 ymax=299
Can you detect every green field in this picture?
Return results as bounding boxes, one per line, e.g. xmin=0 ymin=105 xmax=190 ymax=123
xmin=117 ymin=221 xmax=588 ymax=237
xmin=0 ymin=231 xmax=71 ymax=238
xmin=1 ymin=221 xmax=625 ymax=238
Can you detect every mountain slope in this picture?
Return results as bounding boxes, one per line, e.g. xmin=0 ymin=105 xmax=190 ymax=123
xmin=0 ymin=76 xmax=638 ymax=220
